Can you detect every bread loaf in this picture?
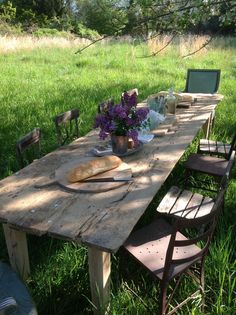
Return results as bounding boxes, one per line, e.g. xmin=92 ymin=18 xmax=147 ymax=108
xmin=67 ymin=155 xmax=122 ymax=183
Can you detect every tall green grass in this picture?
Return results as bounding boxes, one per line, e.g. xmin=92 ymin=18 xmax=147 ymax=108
xmin=0 ymin=36 xmax=235 ymax=314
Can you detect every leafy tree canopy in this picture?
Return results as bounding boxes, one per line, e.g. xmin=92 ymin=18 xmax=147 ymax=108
xmin=0 ymin=0 xmax=235 ymax=36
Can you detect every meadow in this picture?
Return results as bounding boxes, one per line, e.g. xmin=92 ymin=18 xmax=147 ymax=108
xmin=0 ymin=35 xmax=235 ymax=314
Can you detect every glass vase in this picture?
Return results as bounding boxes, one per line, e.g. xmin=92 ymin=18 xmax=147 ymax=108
xmin=111 ymin=134 xmax=128 ymax=155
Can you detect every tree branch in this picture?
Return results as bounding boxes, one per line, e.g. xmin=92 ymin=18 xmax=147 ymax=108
xmin=75 ymin=34 xmax=111 ymax=54
xmin=182 ymin=35 xmax=214 ymax=58
xmin=139 ymin=33 xmax=177 ymax=58
xmin=136 ymin=0 xmax=230 ymax=26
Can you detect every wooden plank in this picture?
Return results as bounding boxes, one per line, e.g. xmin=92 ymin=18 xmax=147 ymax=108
xmin=177 ymin=102 xmax=192 ymax=108
xmin=197 ymin=196 xmax=214 ymax=217
xmin=88 ymin=247 xmax=110 ymax=315
xmin=181 ymin=192 xmax=204 ymax=219
xmin=156 ymin=186 xmax=182 ymax=214
xmin=169 ymin=190 xmax=193 ymax=216
xmin=3 ymin=224 xmax=30 ymax=280
xmin=202 ymin=117 xmax=210 ymax=138
xmin=151 ymin=129 xmax=169 ymax=137
xmin=199 ymin=139 xmax=230 ymax=154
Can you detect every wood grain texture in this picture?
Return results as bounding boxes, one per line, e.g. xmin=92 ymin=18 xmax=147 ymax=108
xmin=3 ymin=224 xmax=30 ymax=280
xmin=0 ymin=95 xmax=221 ymax=253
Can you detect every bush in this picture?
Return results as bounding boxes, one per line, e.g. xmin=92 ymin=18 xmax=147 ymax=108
xmin=0 ymin=20 xmax=22 ymax=35
xmin=73 ymin=23 xmax=100 ymax=40
xmin=32 ymin=28 xmax=71 ymax=38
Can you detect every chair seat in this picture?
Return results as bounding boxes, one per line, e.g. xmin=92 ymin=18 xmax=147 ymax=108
xmin=156 ymin=186 xmax=214 ymax=219
xmin=124 ymin=219 xmax=201 ymax=282
xmin=185 ymin=153 xmax=229 ymax=177
xmin=0 ymin=262 xmax=37 ymax=315
xmin=199 ymin=139 xmax=231 ymax=155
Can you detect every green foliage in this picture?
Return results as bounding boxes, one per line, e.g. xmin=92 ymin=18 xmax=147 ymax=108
xmin=0 ymin=19 xmax=22 ymax=34
xmin=73 ymin=22 xmax=100 ymax=40
xmin=77 ymin=0 xmax=128 ymax=35
xmin=1 ymin=0 xmax=236 ymax=37
xmin=0 ymin=1 xmax=16 ymax=22
xmin=32 ymin=27 xmax=70 ymax=38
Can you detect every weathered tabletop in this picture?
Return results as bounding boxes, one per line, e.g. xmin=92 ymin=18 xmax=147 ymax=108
xmin=0 ymin=94 xmax=222 ymax=254
xmin=0 ymin=93 xmax=223 ymax=314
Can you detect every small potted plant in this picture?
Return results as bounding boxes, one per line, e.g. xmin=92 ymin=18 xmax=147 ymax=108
xmin=94 ymin=93 xmax=149 ymax=154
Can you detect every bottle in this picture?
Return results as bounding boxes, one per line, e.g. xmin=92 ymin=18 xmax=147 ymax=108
xmin=165 ymin=88 xmax=176 ymax=114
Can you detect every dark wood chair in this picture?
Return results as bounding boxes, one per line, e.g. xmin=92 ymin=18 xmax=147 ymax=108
xmin=97 ymin=99 xmax=114 ymax=113
xmin=198 ymin=132 xmax=236 ymax=158
xmin=184 ymin=69 xmax=221 ymax=94
xmin=54 ymin=108 xmax=80 ymax=146
xmin=16 ymin=128 xmax=41 ymax=169
xmin=124 ymin=188 xmax=224 ymax=315
xmin=185 ymin=137 xmax=235 ymax=190
xmin=0 ymin=262 xmax=37 ymax=315
xmin=121 ymin=88 xmax=138 ymax=106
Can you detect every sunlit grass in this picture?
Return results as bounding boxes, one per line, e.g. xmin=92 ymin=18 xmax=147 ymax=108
xmin=0 ymin=36 xmax=235 ymax=314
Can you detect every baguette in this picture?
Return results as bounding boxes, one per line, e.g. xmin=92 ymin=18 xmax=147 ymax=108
xmin=67 ymin=155 xmax=122 ymax=183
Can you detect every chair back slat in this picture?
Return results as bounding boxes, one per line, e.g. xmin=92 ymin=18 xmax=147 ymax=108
xmin=54 ymin=109 xmax=80 ymax=146
xmin=162 ymin=188 xmax=225 ymax=281
xmin=174 ymin=227 xmax=214 ymax=247
xmin=16 ymin=128 xmax=41 ymax=169
xmin=185 ymin=69 xmax=221 ymax=94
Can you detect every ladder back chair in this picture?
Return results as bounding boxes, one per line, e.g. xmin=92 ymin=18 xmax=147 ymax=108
xmin=198 ymin=132 xmax=236 ymax=158
xmin=97 ymin=99 xmax=114 ymax=114
xmin=54 ymin=108 xmax=80 ymax=146
xmin=185 ymin=137 xmax=235 ymax=191
xmin=0 ymin=262 xmax=37 ymax=315
xmin=16 ymin=128 xmax=41 ymax=169
xmin=184 ymin=69 xmax=221 ymax=94
xmin=124 ymin=188 xmax=225 ymax=315
xmin=121 ymin=88 xmax=138 ymax=106
xmin=156 ymin=169 xmax=229 ymax=220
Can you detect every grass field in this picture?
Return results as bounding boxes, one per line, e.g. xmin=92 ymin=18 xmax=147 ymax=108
xmin=0 ymin=35 xmax=235 ymax=315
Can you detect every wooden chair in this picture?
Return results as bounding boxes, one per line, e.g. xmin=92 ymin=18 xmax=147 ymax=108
xmin=185 ymin=139 xmax=235 ymax=191
xmin=97 ymin=99 xmax=114 ymax=113
xmin=54 ymin=108 xmax=80 ymax=146
xmin=124 ymin=188 xmax=224 ymax=315
xmin=16 ymin=128 xmax=41 ymax=169
xmin=184 ymin=69 xmax=221 ymax=94
xmin=0 ymin=262 xmax=37 ymax=315
xmin=198 ymin=132 xmax=236 ymax=157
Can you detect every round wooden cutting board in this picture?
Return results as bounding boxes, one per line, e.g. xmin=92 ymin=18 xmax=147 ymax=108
xmin=54 ymin=156 xmax=132 ymax=193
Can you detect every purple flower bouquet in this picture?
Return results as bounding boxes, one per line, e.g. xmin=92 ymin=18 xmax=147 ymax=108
xmin=94 ymin=92 xmax=149 ymax=146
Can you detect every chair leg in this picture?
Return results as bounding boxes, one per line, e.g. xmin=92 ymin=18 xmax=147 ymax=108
xmin=200 ymin=257 xmax=205 ymax=312
xmin=184 ymin=168 xmax=191 ymax=188
xmin=159 ymin=284 xmax=168 ymax=315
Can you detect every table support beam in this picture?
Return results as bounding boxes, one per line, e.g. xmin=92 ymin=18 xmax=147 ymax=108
xmin=88 ymin=247 xmax=111 ymax=315
xmin=3 ymin=224 xmax=30 ymax=280
xmin=202 ymin=116 xmax=211 ymax=139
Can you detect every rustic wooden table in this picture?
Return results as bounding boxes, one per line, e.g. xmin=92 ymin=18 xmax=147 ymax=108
xmin=0 ymin=94 xmax=223 ymax=314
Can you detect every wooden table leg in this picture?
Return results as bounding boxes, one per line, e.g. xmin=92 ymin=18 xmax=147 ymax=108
xmin=3 ymin=223 xmax=30 ymax=280
xmin=202 ymin=117 xmax=211 ymax=139
xmin=88 ymin=247 xmax=111 ymax=315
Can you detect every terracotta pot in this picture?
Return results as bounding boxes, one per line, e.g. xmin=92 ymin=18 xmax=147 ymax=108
xmin=111 ymin=134 xmax=128 ymax=154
